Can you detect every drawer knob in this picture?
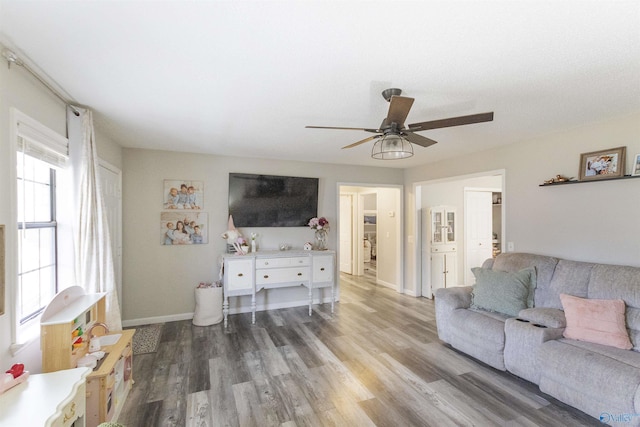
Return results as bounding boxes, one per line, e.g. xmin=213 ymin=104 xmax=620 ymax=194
xmin=265 ymin=262 xmax=269 ymax=265
xmin=297 ymin=272 xmax=302 ymax=276
xmin=63 ymin=402 xmax=76 ymax=423
xmin=237 ymin=273 xmax=243 ymax=277
xmin=320 ymin=268 xmax=325 ymax=271
xmin=264 ymin=275 xmax=269 ymax=279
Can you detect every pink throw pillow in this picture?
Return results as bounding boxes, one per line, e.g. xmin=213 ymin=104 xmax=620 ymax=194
xmin=560 ymin=293 xmax=632 ymax=350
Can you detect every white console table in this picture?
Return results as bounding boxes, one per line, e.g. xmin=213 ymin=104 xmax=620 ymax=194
xmin=222 ymin=250 xmax=336 ymax=327
xmin=0 ymin=367 xmax=91 ymax=427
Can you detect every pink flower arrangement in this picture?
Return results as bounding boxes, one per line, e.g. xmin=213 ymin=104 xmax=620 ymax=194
xmin=308 ymin=217 xmax=329 ymax=230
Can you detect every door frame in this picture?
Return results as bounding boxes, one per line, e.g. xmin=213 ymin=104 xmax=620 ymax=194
xmin=337 ymin=182 xmax=404 ymax=293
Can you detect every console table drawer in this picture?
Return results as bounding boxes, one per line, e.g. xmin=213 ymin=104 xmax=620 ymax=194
xmin=256 ymin=267 xmax=310 ymax=285
xmin=256 ymin=256 xmax=310 ymax=269
xmin=225 ymin=259 xmax=254 ymax=291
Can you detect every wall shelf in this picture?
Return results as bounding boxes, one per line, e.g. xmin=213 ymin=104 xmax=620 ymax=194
xmin=539 ymin=175 xmax=640 ymax=187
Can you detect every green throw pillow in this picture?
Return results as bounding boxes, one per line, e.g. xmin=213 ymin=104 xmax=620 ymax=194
xmin=471 ymin=267 xmax=537 ymax=317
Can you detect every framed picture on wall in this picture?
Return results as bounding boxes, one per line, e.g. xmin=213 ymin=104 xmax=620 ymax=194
xmin=163 ymin=180 xmax=204 ymax=210
xmin=632 ymin=153 xmax=640 ymax=176
xmin=578 ymin=146 xmax=626 ymax=181
xmin=161 ymin=211 xmax=208 ymax=245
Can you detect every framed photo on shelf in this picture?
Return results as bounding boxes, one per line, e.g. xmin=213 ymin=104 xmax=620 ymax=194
xmin=578 ymin=146 xmax=626 ymax=181
xmin=632 ymin=153 xmax=640 ymax=176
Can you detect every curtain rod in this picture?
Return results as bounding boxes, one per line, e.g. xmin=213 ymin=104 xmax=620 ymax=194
xmin=2 ymin=48 xmax=81 ymax=116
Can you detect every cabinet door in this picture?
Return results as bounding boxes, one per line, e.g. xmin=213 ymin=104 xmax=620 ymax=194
xmin=431 ymin=209 xmax=443 ymax=244
xmin=225 ymin=259 xmax=254 ymax=292
xmin=431 ymin=252 xmax=445 ymax=294
xmin=444 ymin=252 xmax=458 ymax=287
xmin=312 ymin=255 xmax=334 ymax=283
xmin=445 ymin=210 xmax=456 ymax=243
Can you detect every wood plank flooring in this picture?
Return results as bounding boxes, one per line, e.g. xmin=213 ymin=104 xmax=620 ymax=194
xmin=118 ymin=272 xmax=599 ymax=426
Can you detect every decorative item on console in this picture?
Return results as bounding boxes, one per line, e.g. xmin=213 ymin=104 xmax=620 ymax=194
xmin=250 ymin=233 xmax=258 ymax=252
xmin=221 ymin=215 xmax=247 ymax=254
xmin=308 ymin=217 xmax=329 ymax=250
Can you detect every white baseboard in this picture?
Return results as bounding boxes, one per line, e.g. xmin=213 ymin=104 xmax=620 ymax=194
xmin=122 ymin=297 xmax=336 ymax=327
xmin=122 ymin=312 xmax=194 ymax=327
xmin=403 ymin=288 xmax=419 ymax=297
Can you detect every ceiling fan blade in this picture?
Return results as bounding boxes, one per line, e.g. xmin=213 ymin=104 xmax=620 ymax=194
xmin=402 ymin=132 xmax=438 ymax=148
xmin=385 ymin=96 xmax=414 ymax=127
xmin=408 ymin=112 xmax=494 ymax=131
xmin=306 ymin=125 xmax=380 ymax=133
xmin=342 ymin=135 xmax=381 ymax=149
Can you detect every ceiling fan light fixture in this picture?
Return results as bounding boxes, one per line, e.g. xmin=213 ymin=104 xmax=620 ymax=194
xmin=371 ymin=134 xmax=414 ymax=160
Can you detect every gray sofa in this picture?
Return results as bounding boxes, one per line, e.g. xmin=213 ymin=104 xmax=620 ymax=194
xmin=435 ymin=252 xmax=640 ymax=425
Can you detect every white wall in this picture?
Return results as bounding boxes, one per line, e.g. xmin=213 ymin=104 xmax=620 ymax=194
xmin=404 ymin=111 xmax=640 ymax=295
xmin=121 ymin=149 xmax=403 ymax=324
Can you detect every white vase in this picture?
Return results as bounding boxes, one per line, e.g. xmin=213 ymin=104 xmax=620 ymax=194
xmin=251 ymin=240 xmax=256 ymax=253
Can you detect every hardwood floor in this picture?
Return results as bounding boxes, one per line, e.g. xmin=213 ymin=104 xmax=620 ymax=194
xmin=118 ymin=273 xmax=599 ymax=427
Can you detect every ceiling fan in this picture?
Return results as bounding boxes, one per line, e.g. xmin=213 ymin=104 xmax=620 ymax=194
xmin=306 ymin=88 xmax=494 ymax=159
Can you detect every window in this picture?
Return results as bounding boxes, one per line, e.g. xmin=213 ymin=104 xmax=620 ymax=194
xmin=10 ymin=109 xmax=69 ymax=351
xmin=16 ymin=150 xmax=57 ymax=323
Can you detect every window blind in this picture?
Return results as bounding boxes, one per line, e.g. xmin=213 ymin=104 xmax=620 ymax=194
xmin=16 ymin=121 xmax=68 ymax=168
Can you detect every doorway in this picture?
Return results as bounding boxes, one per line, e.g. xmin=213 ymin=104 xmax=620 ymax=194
xmin=338 ymin=184 xmax=403 ymax=292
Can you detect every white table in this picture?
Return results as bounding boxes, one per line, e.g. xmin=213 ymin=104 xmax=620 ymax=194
xmin=222 ymin=250 xmax=336 ymax=326
xmin=0 ymin=367 xmax=91 ymax=427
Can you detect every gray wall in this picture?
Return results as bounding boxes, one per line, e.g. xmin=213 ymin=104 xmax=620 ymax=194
xmin=404 ymin=112 xmax=640 ymax=295
xmin=121 ymin=149 xmax=403 ymax=324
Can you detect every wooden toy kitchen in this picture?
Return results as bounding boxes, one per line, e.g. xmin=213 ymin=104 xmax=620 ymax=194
xmin=40 ymin=286 xmax=134 ymax=427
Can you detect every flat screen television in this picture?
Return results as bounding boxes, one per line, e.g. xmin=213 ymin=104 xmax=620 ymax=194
xmin=228 ymin=173 xmax=319 ymax=227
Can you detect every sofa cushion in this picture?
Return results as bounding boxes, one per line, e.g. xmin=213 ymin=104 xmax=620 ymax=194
xmin=541 ymin=260 xmax=593 ymax=309
xmin=491 ymin=253 xmax=559 ymax=307
xmin=471 ymin=267 xmax=536 ymax=317
xmin=539 ymin=339 xmax=640 ymax=421
xmin=449 ymin=308 xmax=509 ymax=370
xmin=588 ymin=263 xmax=640 ymax=351
xmin=560 ymin=293 xmax=632 ymax=350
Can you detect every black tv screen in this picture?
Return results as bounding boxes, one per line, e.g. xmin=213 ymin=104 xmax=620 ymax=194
xmin=228 ymin=173 xmax=319 ymax=227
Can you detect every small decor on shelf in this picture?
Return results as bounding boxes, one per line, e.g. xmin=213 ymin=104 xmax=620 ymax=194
xmin=542 ymin=174 xmax=575 ymax=185
xmin=303 ymin=242 xmax=313 ymax=251
xmin=308 ymin=217 xmax=329 ymax=250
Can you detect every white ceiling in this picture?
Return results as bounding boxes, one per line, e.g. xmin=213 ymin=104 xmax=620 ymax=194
xmin=1 ymin=1 xmax=639 ymax=168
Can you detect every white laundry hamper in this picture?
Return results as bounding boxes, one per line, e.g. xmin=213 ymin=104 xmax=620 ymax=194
xmin=193 ymin=286 xmax=223 ymax=326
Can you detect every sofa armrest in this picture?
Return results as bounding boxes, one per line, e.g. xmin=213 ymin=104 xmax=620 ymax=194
xmin=435 ymin=286 xmax=473 ymax=344
xmin=435 ymin=286 xmax=473 ymax=310
xmin=517 ymin=307 xmax=566 ymax=329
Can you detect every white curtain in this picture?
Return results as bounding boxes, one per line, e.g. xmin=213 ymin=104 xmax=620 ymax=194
xmin=69 ymin=108 xmax=122 ymax=331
